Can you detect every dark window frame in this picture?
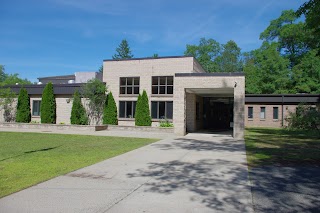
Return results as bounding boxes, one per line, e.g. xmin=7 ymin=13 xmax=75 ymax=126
xmin=119 ymin=101 xmax=137 ymax=118
xmin=151 ymin=101 xmax=173 ymax=120
xmin=119 ymin=77 xmax=140 ymax=95
xmin=32 ymin=100 xmax=41 ymax=116
xmin=273 ymin=107 xmax=279 ymax=120
xmin=151 ymin=76 xmax=174 ymax=95
xmin=248 ymin=107 xmax=253 ymax=119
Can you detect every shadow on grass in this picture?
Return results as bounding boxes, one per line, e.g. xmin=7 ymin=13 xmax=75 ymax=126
xmin=250 ymin=166 xmax=320 ymax=213
xmin=245 ymin=128 xmax=320 ymax=167
xmin=0 ymin=145 xmax=62 ymax=162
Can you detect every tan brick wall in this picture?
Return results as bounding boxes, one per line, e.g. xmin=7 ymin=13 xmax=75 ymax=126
xmin=103 ymin=57 xmax=193 ymax=125
xmin=56 ymin=95 xmax=73 ymax=124
xmin=244 ymin=104 xmax=303 ymax=128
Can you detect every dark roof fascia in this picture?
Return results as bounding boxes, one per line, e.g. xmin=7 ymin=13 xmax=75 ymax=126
xmin=37 ymin=74 xmax=75 ymax=80
xmin=175 ymin=72 xmax=245 ymax=77
xmin=245 ymin=94 xmax=320 ymax=104
xmin=103 ymin=55 xmax=193 ymax=62
xmin=2 ymin=83 xmax=87 ymax=95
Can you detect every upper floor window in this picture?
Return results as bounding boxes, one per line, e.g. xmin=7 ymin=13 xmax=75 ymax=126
xmin=32 ymin=100 xmax=41 ymax=116
xmin=152 ymin=76 xmax=173 ymax=95
xmin=120 ymin=77 xmax=139 ymax=95
xmin=248 ymin=107 xmax=253 ymax=119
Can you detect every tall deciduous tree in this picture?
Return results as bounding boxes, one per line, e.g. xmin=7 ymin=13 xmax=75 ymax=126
xmin=184 ymin=37 xmax=221 ymax=72
xmin=215 ymin=40 xmax=242 ymax=72
xmin=82 ymin=79 xmax=107 ymax=125
xmin=16 ymin=88 xmax=31 ymax=123
xmin=135 ymin=90 xmax=151 ymax=126
xmin=291 ymin=50 xmax=320 ymax=94
xmin=296 ymin=0 xmax=320 ymax=52
xmin=103 ymin=91 xmax=118 ymax=125
xmin=112 ymin=39 xmax=134 ymax=59
xmin=70 ymin=90 xmax=88 ymax=125
xmin=243 ymin=42 xmax=291 ymax=94
xmin=260 ymin=9 xmax=311 ymax=66
xmin=41 ymin=82 xmax=56 ymax=124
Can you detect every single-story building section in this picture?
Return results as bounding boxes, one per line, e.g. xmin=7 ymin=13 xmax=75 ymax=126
xmin=1 ymin=56 xmax=319 ymax=139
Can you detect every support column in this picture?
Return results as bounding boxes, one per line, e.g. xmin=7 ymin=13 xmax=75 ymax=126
xmin=173 ymin=88 xmax=186 ymax=136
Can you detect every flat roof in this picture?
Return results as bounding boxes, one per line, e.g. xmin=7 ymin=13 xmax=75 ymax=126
xmin=103 ymin=55 xmax=193 ymax=62
xmin=245 ymin=94 xmax=320 ymax=104
xmin=38 ymin=74 xmax=75 ymax=80
xmin=175 ymin=73 xmax=245 ymax=77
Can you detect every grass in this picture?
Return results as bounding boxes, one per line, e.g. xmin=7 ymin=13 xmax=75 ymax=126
xmin=0 ymin=132 xmax=158 ymax=198
xmin=245 ymin=127 xmax=320 ymax=167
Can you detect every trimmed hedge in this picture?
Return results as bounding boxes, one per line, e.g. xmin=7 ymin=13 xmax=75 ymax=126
xmin=103 ymin=92 xmax=118 ymax=125
xmin=70 ymin=90 xmax=88 ymax=125
xmin=16 ymin=88 xmax=31 ymax=123
xmin=135 ymin=90 xmax=151 ymax=126
xmin=40 ymin=82 xmax=56 ymax=124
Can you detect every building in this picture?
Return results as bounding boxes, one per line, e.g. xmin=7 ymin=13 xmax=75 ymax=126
xmin=1 ymin=56 xmax=319 ymax=139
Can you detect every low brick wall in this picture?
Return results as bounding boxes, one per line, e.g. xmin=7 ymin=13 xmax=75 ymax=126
xmin=0 ymin=123 xmax=108 ymax=131
xmin=107 ymin=125 xmax=174 ymax=133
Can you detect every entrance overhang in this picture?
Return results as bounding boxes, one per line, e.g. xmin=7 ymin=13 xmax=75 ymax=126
xmin=173 ymin=73 xmax=245 ymax=139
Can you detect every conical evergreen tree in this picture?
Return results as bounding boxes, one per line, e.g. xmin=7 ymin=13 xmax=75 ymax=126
xmin=135 ymin=90 xmax=151 ymax=126
xmin=16 ymin=88 xmax=31 ymax=123
xmin=103 ymin=92 xmax=118 ymax=125
xmin=70 ymin=90 xmax=88 ymax=125
xmin=112 ymin=39 xmax=133 ymax=59
xmin=40 ymin=82 xmax=56 ymax=124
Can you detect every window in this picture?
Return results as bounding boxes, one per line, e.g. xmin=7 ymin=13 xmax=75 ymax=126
xmin=152 ymin=76 xmax=173 ymax=95
xmin=260 ymin=107 xmax=266 ymax=119
xmin=151 ymin=101 xmax=173 ymax=119
xmin=119 ymin=101 xmax=136 ymax=118
xmin=32 ymin=100 xmax=41 ymax=116
xmin=248 ymin=107 xmax=253 ymax=119
xmin=273 ymin=107 xmax=279 ymax=119
xmin=120 ymin=77 xmax=139 ymax=95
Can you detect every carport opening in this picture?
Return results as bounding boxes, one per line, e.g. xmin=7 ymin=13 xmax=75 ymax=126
xmin=186 ymin=88 xmax=234 ymax=136
xmin=202 ymin=97 xmax=233 ymax=131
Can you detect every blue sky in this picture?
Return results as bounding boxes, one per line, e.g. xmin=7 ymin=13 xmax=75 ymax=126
xmin=1 ymin=0 xmax=305 ymax=82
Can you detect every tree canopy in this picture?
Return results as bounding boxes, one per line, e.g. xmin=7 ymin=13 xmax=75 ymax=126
xmin=0 ymin=65 xmax=31 ymax=86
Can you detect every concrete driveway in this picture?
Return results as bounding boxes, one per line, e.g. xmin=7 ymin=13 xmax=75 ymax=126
xmin=0 ymin=133 xmax=253 ymax=213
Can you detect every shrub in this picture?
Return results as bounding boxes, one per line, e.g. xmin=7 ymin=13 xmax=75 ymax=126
xmin=135 ymin=90 xmax=151 ymax=126
xmin=103 ymin=91 xmax=118 ymax=125
xmin=16 ymin=88 xmax=31 ymax=123
xmin=286 ymin=103 xmax=320 ymax=134
xmin=70 ymin=90 xmax=88 ymax=125
xmin=0 ymin=88 xmax=16 ymax=122
xmin=159 ymin=119 xmax=174 ymax=127
xmin=82 ymin=79 xmax=107 ymax=125
xmin=40 ymin=82 xmax=56 ymax=124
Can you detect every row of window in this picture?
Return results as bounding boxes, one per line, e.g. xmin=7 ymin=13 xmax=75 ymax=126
xmin=31 ymin=100 xmax=173 ymax=120
xmin=248 ymin=106 xmax=279 ymax=120
xmin=119 ymin=101 xmax=173 ymax=119
xmin=120 ymin=76 xmax=174 ymax=95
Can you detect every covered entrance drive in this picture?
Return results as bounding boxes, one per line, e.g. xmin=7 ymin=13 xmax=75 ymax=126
xmin=173 ymin=73 xmax=245 ymax=139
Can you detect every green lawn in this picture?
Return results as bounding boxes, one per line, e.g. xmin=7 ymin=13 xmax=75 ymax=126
xmin=245 ymin=127 xmax=320 ymax=167
xmin=0 ymin=132 xmax=158 ymax=198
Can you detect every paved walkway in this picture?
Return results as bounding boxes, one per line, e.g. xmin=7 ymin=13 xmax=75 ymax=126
xmin=0 ymin=132 xmax=253 ymax=213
